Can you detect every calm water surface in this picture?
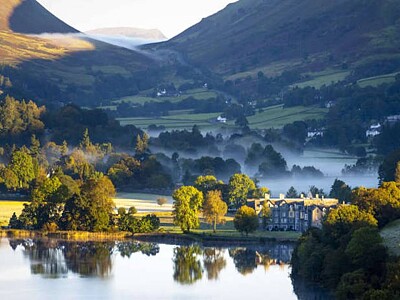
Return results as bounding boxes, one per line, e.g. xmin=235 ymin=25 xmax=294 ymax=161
xmin=0 ymin=238 xmax=328 ymax=300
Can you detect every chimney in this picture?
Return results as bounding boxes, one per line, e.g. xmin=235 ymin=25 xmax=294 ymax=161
xmin=300 ymin=193 xmax=304 ymax=199
xmin=279 ymin=193 xmax=285 ymax=200
xmin=265 ymin=193 xmax=270 ymax=200
xmin=316 ymin=194 xmax=319 ymax=199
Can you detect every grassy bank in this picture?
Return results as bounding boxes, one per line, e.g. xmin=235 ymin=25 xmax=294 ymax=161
xmin=381 ymin=219 xmax=400 ymax=256
xmin=0 ymin=198 xmax=301 ymax=243
xmin=0 ymin=229 xmax=132 ymax=241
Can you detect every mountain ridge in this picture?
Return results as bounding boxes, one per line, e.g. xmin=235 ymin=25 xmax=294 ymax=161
xmin=161 ymin=0 xmax=400 ymax=77
xmin=86 ymin=27 xmax=166 ymax=41
xmin=1 ymin=0 xmax=78 ymax=33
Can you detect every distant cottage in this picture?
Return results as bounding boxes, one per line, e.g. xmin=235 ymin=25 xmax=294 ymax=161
xmin=247 ymin=194 xmax=338 ymax=232
xmin=366 ymin=123 xmax=381 ymax=137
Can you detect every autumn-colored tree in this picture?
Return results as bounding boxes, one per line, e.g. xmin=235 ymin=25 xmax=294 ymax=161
xmin=157 ymin=197 xmax=168 ymax=206
xmin=172 ymin=186 xmax=203 ymax=232
xmin=260 ymin=201 xmax=271 ymax=229
xmin=251 ymin=186 xmax=270 ymax=198
xmin=324 ymin=205 xmax=378 ymax=238
xmin=203 ymin=190 xmax=227 ymax=232
xmin=233 ymin=206 xmax=259 ymax=236
xmin=351 ymin=182 xmax=400 ymax=227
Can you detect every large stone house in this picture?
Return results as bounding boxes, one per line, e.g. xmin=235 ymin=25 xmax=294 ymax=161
xmin=247 ymin=194 xmax=339 ymax=232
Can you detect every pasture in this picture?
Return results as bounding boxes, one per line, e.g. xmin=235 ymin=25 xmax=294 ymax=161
xmin=381 ymin=219 xmax=400 ymax=257
xmin=357 ymin=72 xmax=399 ymax=88
xmin=0 ymin=201 xmax=27 ymax=226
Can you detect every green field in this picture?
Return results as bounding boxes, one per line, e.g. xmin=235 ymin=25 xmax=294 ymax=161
xmin=117 ymin=104 xmax=327 ymax=130
xmin=247 ymin=105 xmax=328 ymax=129
xmin=381 ymin=219 xmax=400 ymax=256
xmin=113 ymin=88 xmax=219 ymax=106
xmin=117 ymin=112 xmax=223 ymax=130
xmin=292 ymin=69 xmax=350 ymax=89
xmin=0 ymin=201 xmax=27 ymax=226
xmin=357 ymin=72 xmax=399 ymax=88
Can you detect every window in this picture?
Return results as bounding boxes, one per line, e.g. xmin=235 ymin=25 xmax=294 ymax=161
xmin=282 ymin=212 xmax=286 ymax=217
xmin=304 ymin=214 xmax=308 ymax=220
xmin=289 ymin=211 xmax=294 ymax=218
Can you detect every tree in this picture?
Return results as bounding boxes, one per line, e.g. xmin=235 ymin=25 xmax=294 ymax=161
xmin=251 ymin=186 xmax=270 ymax=198
xmin=61 ymin=176 xmax=116 ymax=231
xmin=233 ymin=206 xmax=259 ymax=236
xmin=228 ymin=174 xmax=256 ymax=208
xmin=172 ymin=186 xmax=203 ymax=232
xmin=286 ymin=186 xmax=299 ymax=198
xmin=324 ymin=205 xmax=378 ymax=238
xmin=203 ymin=190 xmax=228 ymax=232
xmin=396 ymin=162 xmax=400 ymax=183
xmin=157 ymin=197 xmax=168 ymax=206
xmin=79 ymin=128 xmax=92 ymax=150
xmin=135 ymin=133 xmax=149 ymax=157
xmin=194 ymin=175 xmax=223 ymax=197
xmin=329 ymin=179 xmax=352 ymax=202
xmin=8 ymin=150 xmax=35 ymax=189
xmin=260 ymin=201 xmax=271 ymax=229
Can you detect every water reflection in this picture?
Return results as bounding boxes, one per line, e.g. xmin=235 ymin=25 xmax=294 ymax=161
xmin=2 ymin=238 xmax=334 ymax=299
xmin=203 ymin=248 xmax=226 ymax=280
xmin=172 ymin=245 xmax=203 ymax=284
xmin=9 ymin=239 xmax=159 ymax=278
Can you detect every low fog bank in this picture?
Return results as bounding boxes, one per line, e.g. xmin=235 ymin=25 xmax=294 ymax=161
xmin=85 ymin=34 xmax=166 ymax=49
xmin=261 ymin=176 xmax=378 ymax=197
xmin=261 ymin=149 xmax=377 ymax=195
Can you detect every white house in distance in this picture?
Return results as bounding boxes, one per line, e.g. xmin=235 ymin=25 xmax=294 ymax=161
xmin=216 ymin=115 xmax=227 ymax=123
xmin=366 ymin=123 xmax=381 ymax=137
xmin=386 ymin=115 xmax=400 ymax=124
xmin=307 ymin=129 xmax=324 ymax=138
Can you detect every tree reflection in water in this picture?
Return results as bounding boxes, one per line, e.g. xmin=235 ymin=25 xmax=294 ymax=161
xmin=203 ymin=248 xmax=226 ymax=280
xmin=9 ymin=239 xmax=159 ymax=278
xmin=229 ymin=248 xmax=257 ymax=275
xmin=8 ymin=239 xmax=296 ymax=286
xmin=172 ymin=245 xmax=203 ymax=285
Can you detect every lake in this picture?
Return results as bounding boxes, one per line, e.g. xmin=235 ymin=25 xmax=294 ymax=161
xmin=0 ymin=238 xmax=331 ymax=300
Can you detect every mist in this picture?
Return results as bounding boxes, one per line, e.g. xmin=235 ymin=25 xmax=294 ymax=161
xmin=84 ymin=34 xmax=167 ymax=50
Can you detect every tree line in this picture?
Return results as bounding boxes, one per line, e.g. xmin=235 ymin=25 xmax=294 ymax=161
xmin=291 ymin=180 xmax=400 ymax=299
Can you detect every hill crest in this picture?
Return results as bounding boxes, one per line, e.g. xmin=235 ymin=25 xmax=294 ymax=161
xmin=1 ymin=0 xmax=77 ymax=33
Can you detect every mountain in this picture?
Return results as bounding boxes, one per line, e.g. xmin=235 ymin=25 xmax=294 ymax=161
xmin=0 ymin=0 xmax=77 ymax=33
xmin=0 ymin=0 xmax=156 ymax=106
xmin=161 ymin=0 xmax=400 ymax=78
xmin=86 ymin=27 xmax=166 ymax=41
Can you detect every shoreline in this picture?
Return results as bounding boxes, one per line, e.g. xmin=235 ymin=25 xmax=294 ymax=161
xmin=0 ymin=229 xmax=299 ymax=245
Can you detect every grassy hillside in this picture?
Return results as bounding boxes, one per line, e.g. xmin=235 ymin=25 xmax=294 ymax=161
xmin=381 ymin=219 xmax=400 ymax=256
xmin=117 ymin=104 xmax=326 ymax=131
xmin=161 ymin=0 xmax=400 ymax=79
xmin=0 ymin=0 xmax=157 ymax=106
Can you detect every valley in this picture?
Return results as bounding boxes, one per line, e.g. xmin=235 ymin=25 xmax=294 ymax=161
xmin=0 ymin=0 xmax=400 ymax=299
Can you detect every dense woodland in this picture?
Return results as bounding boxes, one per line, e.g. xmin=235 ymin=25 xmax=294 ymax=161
xmin=291 ymin=181 xmax=400 ymax=299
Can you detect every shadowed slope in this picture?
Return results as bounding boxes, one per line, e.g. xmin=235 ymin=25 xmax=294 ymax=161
xmin=9 ymin=0 xmax=78 ymax=33
xmin=161 ymin=0 xmax=400 ymax=76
